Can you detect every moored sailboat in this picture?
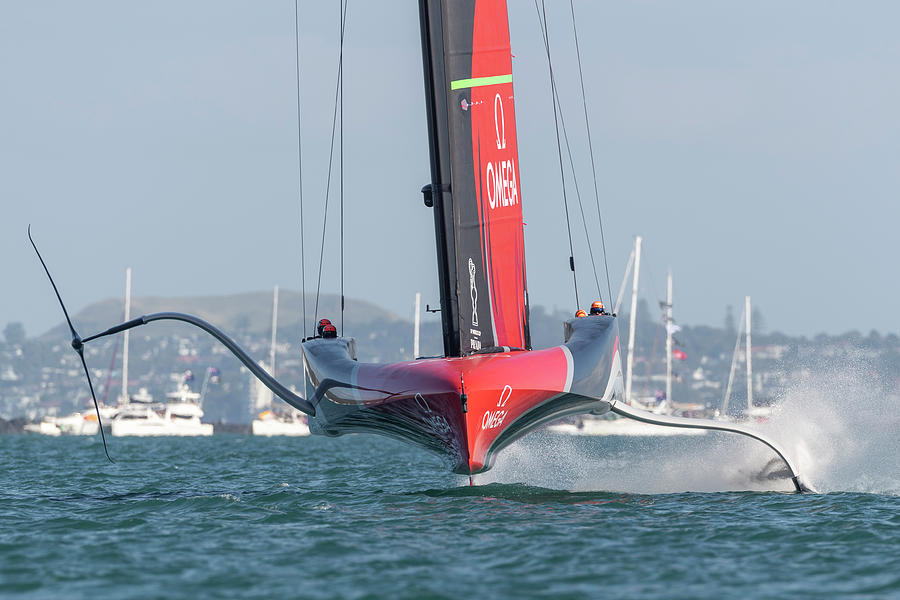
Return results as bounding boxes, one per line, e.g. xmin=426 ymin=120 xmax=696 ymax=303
xmin=251 ymin=286 xmax=309 ymax=436
xmin=719 ymin=295 xmax=773 ymax=422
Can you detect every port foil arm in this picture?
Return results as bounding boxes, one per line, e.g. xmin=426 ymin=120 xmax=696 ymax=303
xmin=609 ymin=400 xmax=814 ymax=493
xmin=82 ymin=312 xmax=315 ymax=416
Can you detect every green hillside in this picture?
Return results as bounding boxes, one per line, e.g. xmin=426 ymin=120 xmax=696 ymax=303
xmin=40 ymin=291 xmax=406 ymax=341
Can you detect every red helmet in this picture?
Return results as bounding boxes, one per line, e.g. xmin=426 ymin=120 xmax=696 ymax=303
xmin=317 ymin=318 xmax=332 ymax=336
xmin=322 ymin=324 xmax=338 ymax=339
xmin=590 ymin=301 xmax=605 ymax=315
xmin=575 ymin=309 xmax=587 ymax=318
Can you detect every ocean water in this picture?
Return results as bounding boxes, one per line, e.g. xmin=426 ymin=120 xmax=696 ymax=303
xmin=0 ymin=431 xmax=896 ymax=599
xmin=2 ymin=371 xmax=898 ymax=599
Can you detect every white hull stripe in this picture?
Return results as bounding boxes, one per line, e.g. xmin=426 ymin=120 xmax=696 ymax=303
xmin=561 ymin=345 xmax=574 ymax=394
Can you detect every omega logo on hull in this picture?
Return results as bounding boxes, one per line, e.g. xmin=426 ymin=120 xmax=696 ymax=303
xmin=481 ymin=385 xmax=513 ymax=431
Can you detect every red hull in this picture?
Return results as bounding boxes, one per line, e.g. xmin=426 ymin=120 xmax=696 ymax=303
xmin=302 ymin=316 xmax=621 ymax=474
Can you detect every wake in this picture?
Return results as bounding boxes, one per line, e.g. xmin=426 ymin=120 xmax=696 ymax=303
xmin=481 ymin=354 xmax=899 ymax=495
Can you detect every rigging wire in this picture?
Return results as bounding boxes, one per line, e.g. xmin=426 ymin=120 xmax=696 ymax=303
xmin=313 ymin=0 xmax=349 ymax=332
xmin=339 ymin=0 xmax=345 ymax=337
xmin=536 ymin=0 xmax=579 ymax=308
xmin=293 ymin=0 xmax=307 ymax=339
xmin=536 ymin=2 xmax=607 ymax=303
xmin=550 ymin=81 xmax=603 ymax=301
xmin=569 ymin=0 xmax=613 ymax=304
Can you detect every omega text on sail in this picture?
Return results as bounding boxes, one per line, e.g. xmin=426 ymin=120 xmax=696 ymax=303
xmin=485 ymin=158 xmax=519 ymax=210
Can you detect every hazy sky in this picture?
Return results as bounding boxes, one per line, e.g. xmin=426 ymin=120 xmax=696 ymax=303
xmin=2 ymin=1 xmax=898 ymax=339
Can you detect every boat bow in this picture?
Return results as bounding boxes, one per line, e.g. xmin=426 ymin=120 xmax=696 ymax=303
xmin=303 ymin=315 xmax=620 ymax=474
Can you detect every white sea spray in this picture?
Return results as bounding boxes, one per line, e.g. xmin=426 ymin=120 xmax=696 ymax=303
xmin=482 ymin=351 xmax=899 ymax=495
xmin=764 ymin=351 xmax=900 ymax=495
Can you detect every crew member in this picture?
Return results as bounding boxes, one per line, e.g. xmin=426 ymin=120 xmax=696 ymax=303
xmin=322 ymin=323 xmax=338 ymax=339
xmin=575 ymin=309 xmax=587 ymax=318
xmin=317 ymin=318 xmax=332 ymax=337
xmin=589 ymin=301 xmax=607 ymax=316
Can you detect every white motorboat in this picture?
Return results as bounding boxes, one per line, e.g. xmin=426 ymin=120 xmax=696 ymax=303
xmin=23 ymin=410 xmax=101 ymax=436
xmin=111 ymin=384 xmax=213 ymax=437
xmin=54 ymin=412 xmax=100 ymax=435
xmin=23 ymin=419 xmax=61 ymax=436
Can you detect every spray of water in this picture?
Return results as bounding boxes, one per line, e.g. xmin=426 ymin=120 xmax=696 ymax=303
xmin=765 ymin=353 xmax=900 ymax=494
xmin=482 ymin=353 xmax=899 ymax=494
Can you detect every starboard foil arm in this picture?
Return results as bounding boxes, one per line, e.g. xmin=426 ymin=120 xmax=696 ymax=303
xmin=608 ymin=400 xmax=814 ymax=493
xmin=82 ymin=312 xmax=315 ymax=416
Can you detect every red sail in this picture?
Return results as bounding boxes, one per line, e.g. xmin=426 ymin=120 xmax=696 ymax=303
xmin=442 ymin=0 xmax=529 ymax=354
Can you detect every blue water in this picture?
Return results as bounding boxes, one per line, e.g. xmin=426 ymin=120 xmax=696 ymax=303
xmin=2 ymin=430 xmax=898 ymax=599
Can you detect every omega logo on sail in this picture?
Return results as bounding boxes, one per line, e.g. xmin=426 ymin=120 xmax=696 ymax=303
xmin=494 ymin=93 xmax=506 ymax=150
xmin=485 ymin=93 xmax=519 ymax=211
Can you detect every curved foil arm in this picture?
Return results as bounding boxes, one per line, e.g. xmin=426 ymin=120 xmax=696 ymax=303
xmin=82 ymin=312 xmax=315 ymax=416
xmin=610 ymin=400 xmax=814 ymax=493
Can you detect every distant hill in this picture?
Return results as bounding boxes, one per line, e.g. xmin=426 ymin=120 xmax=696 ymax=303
xmin=39 ymin=291 xmax=406 ymax=341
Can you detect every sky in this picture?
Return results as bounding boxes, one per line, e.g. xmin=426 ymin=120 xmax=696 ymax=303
xmin=2 ymin=1 xmax=899 ymax=340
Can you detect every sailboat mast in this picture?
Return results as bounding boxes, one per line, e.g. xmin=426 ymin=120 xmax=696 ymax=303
xmin=121 ymin=267 xmax=131 ymax=405
xmin=418 ymin=0 xmax=460 ymax=358
xmin=625 ymin=236 xmax=642 ymax=403
xmin=722 ymin=302 xmax=745 ymax=416
xmin=270 ymin=285 xmax=279 ymax=374
xmin=613 ymin=247 xmax=635 ymax=316
xmin=665 ymin=269 xmax=673 ymax=405
xmin=745 ymin=295 xmax=753 ymax=412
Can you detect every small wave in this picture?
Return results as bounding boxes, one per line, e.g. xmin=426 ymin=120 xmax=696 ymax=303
xmin=414 ymin=482 xmax=646 ymax=506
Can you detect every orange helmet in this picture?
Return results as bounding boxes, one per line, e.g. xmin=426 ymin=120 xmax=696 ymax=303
xmin=590 ymin=301 xmax=605 ymax=315
xmin=575 ymin=309 xmax=587 ymax=318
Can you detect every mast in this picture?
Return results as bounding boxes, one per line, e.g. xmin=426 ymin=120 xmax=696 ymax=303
xmin=614 ymin=247 xmax=635 ymax=315
xmin=665 ymin=269 xmax=673 ymax=406
xmin=721 ymin=302 xmax=745 ymax=416
xmin=199 ymin=367 xmax=212 ymax=409
xmin=418 ymin=0 xmax=459 ymax=357
xmin=745 ymin=295 xmax=753 ymax=413
xmin=120 ymin=267 xmax=131 ymax=406
xmin=269 ymin=285 xmax=279 ymax=374
xmin=625 ymin=235 xmax=642 ymax=403
xmin=414 ymin=292 xmax=421 ymax=358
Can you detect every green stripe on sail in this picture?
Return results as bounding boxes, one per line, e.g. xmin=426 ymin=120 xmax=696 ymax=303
xmin=450 ymin=74 xmax=513 ymax=90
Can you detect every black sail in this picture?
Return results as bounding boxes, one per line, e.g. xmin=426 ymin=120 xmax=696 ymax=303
xmin=419 ymin=0 xmax=530 ymax=357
